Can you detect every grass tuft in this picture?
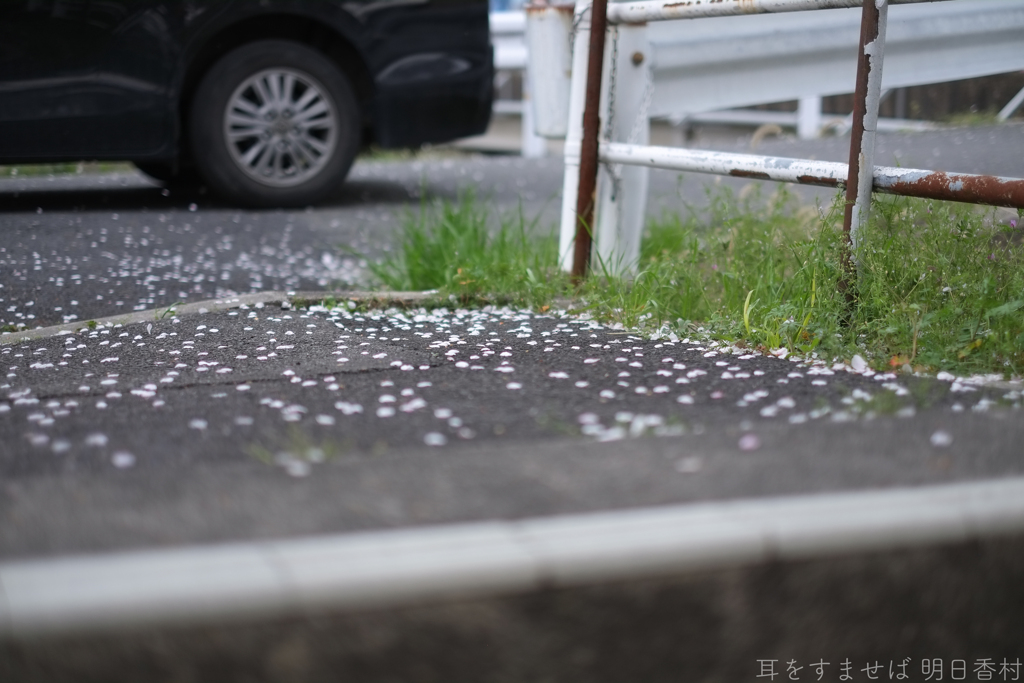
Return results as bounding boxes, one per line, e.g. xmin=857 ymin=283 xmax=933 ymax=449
xmin=0 ymin=162 xmax=133 ymax=178
xmin=369 ymin=192 xmax=565 ymax=307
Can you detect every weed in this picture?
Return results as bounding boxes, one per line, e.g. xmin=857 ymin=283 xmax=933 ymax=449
xmin=863 ymin=389 xmax=904 ymax=416
xmin=627 ymin=186 xmax=1024 ymax=375
xmin=941 ymin=110 xmax=1002 ymax=127
xmin=356 ymin=146 xmax=469 ymax=163
xmin=620 ymin=184 xmax=844 ymax=353
xmin=156 ymin=301 xmax=183 ymax=320
xmin=533 ymin=411 xmax=578 ymax=436
xmin=852 ymin=195 xmax=1024 ymax=375
xmin=247 ymin=426 xmax=351 ymax=469
xmin=0 ymin=162 xmax=133 ymax=178
xmin=368 ymin=191 xmax=566 ymax=307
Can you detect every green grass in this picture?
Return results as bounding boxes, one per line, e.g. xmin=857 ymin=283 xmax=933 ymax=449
xmin=941 ymin=110 xmax=1003 ymax=127
xmin=0 ymin=162 xmax=134 ymax=178
xmin=356 ymin=146 xmax=475 ymax=163
xmin=368 ymin=187 xmax=1024 ymax=376
xmin=369 ymin=193 xmax=563 ymax=308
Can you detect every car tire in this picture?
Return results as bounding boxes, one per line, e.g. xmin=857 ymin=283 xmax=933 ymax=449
xmin=189 ymin=40 xmax=359 ymax=207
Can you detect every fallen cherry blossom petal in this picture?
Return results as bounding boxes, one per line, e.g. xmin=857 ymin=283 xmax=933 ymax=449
xmin=738 ymin=434 xmax=761 ymax=451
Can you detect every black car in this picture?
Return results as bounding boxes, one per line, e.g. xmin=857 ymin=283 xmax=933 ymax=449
xmin=0 ymin=0 xmax=493 ymax=206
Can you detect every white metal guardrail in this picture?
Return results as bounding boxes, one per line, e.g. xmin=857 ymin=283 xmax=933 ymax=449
xmin=540 ymin=0 xmax=1024 ymax=279
xmin=645 ymin=0 xmax=1024 ymax=137
xmin=497 ymin=2 xmax=1024 ymax=156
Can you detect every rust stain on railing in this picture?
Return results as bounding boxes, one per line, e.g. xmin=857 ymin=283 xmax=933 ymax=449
xmin=876 ymin=170 xmax=1024 ymax=209
xmin=796 ymin=174 xmax=843 ymax=188
xmin=524 ymin=3 xmax=575 ymax=16
xmin=729 ymin=169 xmax=772 ymax=180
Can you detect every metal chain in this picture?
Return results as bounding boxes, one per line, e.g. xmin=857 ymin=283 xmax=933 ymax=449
xmin=627 ymin=79 xmax=654 ymax=145
xmin=569 ymin=4 xmax=588 ymax=62
xmin=603 ymin=28 xmax=622 ymax=201
xmin=604 ymin=27 xmax=618 ymax=142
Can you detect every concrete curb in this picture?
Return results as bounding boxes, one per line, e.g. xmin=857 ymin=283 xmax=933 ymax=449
xmin=0 ymin=290 xmax=440 ymax=345
xmin=3 ymin=476 xmax=1024 ymax=639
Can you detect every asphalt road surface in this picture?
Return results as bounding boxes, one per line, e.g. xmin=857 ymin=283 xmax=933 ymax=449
xmin=1 ymin=123 xmax=1023 ymax=561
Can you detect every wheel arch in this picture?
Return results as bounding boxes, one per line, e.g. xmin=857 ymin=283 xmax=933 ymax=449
xmin=177 ymin=14 xmax=375 ymax=162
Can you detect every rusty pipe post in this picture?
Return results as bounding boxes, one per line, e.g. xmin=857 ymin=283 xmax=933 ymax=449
xmin=571 ymin=0 xmax=610 ymax=284
xmin=841 ymin=0 xmax=888 ymax=298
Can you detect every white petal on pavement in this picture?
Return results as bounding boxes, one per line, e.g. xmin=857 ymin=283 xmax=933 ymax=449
xmin=424 ymin=432 xmax=447 ymax=446
xmin=85 ymin=433 xmax=108 ymax=447
xmin=738 ymin=433 xmax=761 ymax=451
xmin=111 ymin=452 xmax=136 ymax=469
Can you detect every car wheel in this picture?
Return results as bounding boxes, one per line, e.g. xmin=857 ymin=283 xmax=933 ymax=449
xmin=189 ymin=40 xmax=359 ymax=207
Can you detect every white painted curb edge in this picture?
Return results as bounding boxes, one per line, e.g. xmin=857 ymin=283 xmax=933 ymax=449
xmin=3 ymin=477 xmax=1024 ymax=638
xmin=0 ymin=290 xmax=438 ymax=345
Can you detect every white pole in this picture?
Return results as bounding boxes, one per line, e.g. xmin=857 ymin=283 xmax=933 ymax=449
xmin=797 ymin=95 xmax=823 ymax=140
xmin=558 ymin=0 xmax=594 ymax=272
xmin=520 ymin=72 xmax=548 ymax=158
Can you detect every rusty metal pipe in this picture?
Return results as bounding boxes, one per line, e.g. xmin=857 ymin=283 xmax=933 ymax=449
xmin=572 ymin=0 xmax=610 ymax=283
xmin=873 ymin=169 xmax=1024 ymax=207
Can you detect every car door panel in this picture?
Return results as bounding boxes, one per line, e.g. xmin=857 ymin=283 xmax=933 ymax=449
xmin=0 ymin=0 xmax=177 ymax=160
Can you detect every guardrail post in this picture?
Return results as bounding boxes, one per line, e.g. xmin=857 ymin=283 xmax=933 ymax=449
xmin=842 ymin=0 xmax=889 ymax=296
xmin=524 ymin=4 xmax=575 ymax=139
xmin=797 ymin=95 xmax=822 ymax=140
xmin=593 ymin=24 xmax=651 ymax=276
xmin=520 ymin=73 xmax=548 ymax=158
